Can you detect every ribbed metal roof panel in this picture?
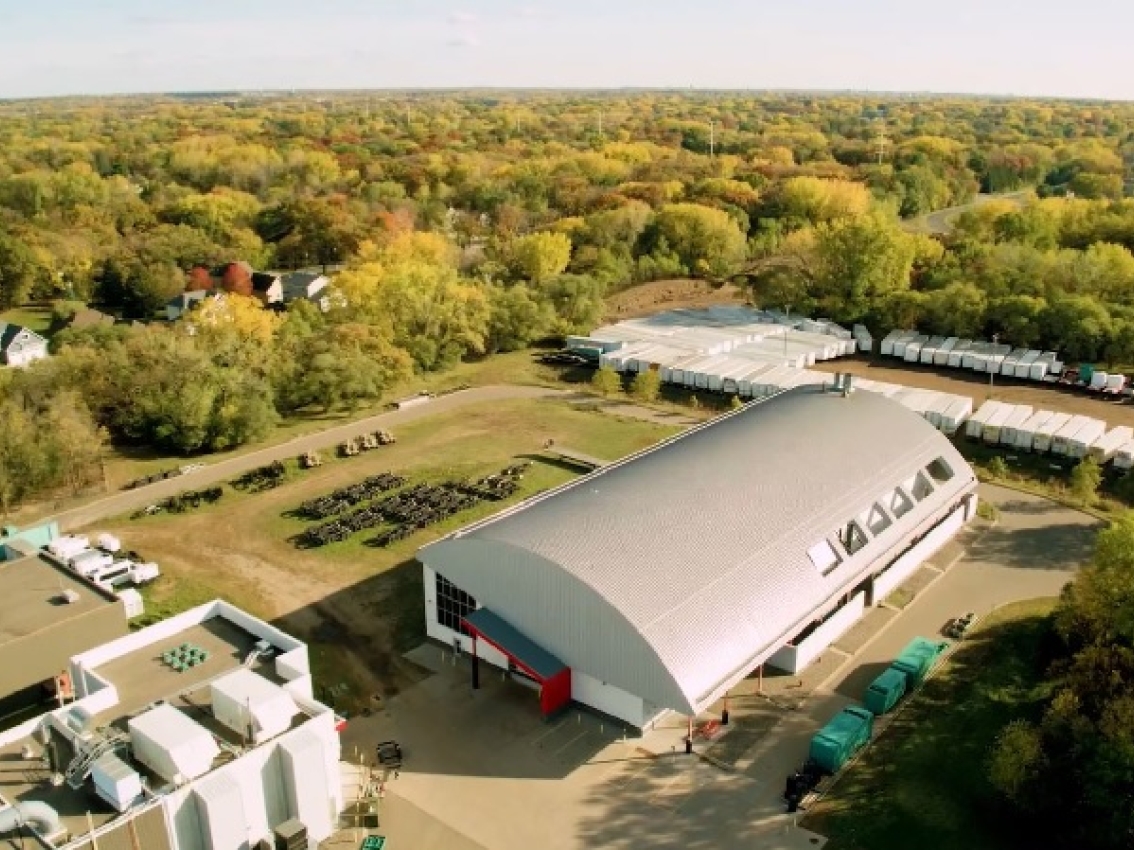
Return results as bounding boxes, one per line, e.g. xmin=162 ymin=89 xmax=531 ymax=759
xmin=420 ymin=386 xmax=976 ymax=714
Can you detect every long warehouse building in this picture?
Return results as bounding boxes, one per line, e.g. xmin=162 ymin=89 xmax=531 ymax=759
xmin=418 ymin=384 xmax=979 ymax=730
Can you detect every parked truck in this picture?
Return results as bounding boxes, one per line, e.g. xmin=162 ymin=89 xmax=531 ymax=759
xmin=808 ymin=706 xmax=874 ymax=774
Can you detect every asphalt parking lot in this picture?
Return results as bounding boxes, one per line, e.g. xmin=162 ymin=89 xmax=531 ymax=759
xmin=337 ymin=483 xmax=1100 ymax=850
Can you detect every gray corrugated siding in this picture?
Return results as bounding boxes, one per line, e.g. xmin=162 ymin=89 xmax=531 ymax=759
xmin=421 ymin=385 xmax=976 ymax=714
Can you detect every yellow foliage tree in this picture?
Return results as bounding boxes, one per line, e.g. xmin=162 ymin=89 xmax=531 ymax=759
xmin=507 ymin=231 xmax=572 ymax=283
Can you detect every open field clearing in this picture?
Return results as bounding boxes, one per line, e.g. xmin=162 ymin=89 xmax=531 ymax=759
xmin=82 ymin=397 xmax=680 ymax=713
xmin=605 ymin=278 xmax=747 ymax=318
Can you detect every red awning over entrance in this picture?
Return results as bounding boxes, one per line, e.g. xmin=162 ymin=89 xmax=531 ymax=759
xmin=462 ymin=608 xmax=571 ymax=717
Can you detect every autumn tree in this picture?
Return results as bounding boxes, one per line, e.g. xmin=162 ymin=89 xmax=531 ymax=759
xmin=630 ymin=369 xmax=661 ymax=403
xmin=590 ymin=366 xmax=621 ymax=397
xmin=506 ymin=231 xmax=572 ymax=283
xmin=649 ymin=203 xmax=747 ymax=278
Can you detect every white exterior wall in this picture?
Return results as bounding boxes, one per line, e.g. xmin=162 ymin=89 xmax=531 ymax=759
xmin=571 ymin=670 xmax=647 ymax=727
xmin=766 ymin=592 xmax=866 ymax=673
xmin=422 ymin=565 xmax=509 ymax=667
xmin=873 ymin=504 xmax=966 ymax=601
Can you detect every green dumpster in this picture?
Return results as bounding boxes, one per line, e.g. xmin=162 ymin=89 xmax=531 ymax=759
xmin=863 ymin=667 xmax=907 ymax=715
xmin=891 ymin=637 xmax=948 ymax=688
xmin=808 ymin=706 xmax=874 ymax=774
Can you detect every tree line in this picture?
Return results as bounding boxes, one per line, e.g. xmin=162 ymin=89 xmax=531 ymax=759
xmin=988 ymin=513 xmax=1134 ymax=848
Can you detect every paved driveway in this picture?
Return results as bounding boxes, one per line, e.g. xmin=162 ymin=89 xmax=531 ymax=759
xmin=336 ymin=484 xmax=1099 ymax=850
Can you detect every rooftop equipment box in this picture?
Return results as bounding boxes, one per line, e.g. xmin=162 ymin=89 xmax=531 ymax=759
xmin=210 ymin=668 xmax=300 ymax=745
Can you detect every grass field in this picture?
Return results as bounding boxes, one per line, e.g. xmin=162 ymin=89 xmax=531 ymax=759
xmin=92 ymin=396 xmax=681 ymax=713
xmin=100 ymin=349 xmax=569 ymax=489
xmin=0 ymin=305 xmax=53 ymax=335
xmin=803 ymin=599 xmax=1057 ymax=850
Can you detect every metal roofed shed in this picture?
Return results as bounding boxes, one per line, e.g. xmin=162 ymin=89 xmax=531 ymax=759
xmin=210 ymin=668 xmax=300 ymax=745
xmin=127 ymin=703 xmax=219 ymax=784
xmin=421 ymin=385 xmax=977 ymax=728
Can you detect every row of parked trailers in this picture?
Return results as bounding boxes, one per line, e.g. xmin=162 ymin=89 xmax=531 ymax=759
xmin=963 ymin=399 xmax=1134 ymax=465
xmin=880 ymin=331 xmax=1064 ymax=382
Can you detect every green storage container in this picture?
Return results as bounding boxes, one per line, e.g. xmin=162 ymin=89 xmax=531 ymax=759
xmin=1079 ymin=363 xmax=1095 ymax=383
xmin=808 ymin=706 xmax=874 ymax=774
xmin=891 ymin=637 xmax=948 ymax=688
xmin=575 ymin=346 xmax=603 ymax=363
xmin=863 ymin=667 xmax=907 ymax=715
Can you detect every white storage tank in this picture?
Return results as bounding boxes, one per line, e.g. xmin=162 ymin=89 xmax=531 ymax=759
xmin=1013 ymin=350 xmax=1040 ymax=379
xmin=920 ymin=336 xmax=946 ymax=364
xmin=904 ymin=335 xmax=929 ymax=362
xmin=939 ymin=397 xmax=974 ymax=435
xmin=1014 ymin=410 xmax=1055 ymax=451
xmin=965 ymin=400 xmax=1006 ymax=439
xmin=1051 ymin=415 xmax=1093 ymax=456
xmin=1067 ymin=419 xmax=1108 ymax=460
xmin=1089 ymin=426 xmax=1134 ymax=463
xmin=210 ymin=669 xmax=300 ymax=745
xmin=1114 ymin=440 xmax=1134 ymax=471
xmin=127 ymin=704 xmax=219 ymax=784
xmin=1033 ymin=412 xmax=1073 ymax=454
xmin=948 ymin=339 xmax=973 ymax=368
xmin=999 ymin=405 xmax=1035 ymax=447
xmin=933 ymin=337 xmax=958 ymax=366
xmin=981 ymin=404 xmax=1016 ymax=444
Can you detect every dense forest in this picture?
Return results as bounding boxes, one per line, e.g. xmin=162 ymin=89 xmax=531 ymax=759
xmin=3 ymin=92 xmax=1134 ymax=509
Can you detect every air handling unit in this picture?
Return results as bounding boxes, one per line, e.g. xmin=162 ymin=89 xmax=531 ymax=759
xmin=127 ymin=704 xmax=219 ymax=784
xmin=210 ymin=668 xmax=300 ymax=745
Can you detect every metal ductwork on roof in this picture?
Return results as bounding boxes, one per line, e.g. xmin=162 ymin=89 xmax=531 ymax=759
xmin=0 ymin=801 xmax=63 ymax=837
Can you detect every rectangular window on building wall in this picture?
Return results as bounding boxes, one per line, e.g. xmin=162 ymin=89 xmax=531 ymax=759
xmin=435 ymin=574 xmax=476 ymax=635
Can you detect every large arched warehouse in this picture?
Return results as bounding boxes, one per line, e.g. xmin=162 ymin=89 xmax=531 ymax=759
xmin=418 ymin=383 xmax=979 ymax=730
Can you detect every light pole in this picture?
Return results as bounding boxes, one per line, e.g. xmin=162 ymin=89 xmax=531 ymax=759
xmin=783 ymin=306 xmax=791 ymax=358
xmin=989 ymin=333 xmax=999 ymax=396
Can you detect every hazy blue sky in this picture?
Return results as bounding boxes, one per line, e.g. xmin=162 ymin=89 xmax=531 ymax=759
xmin=0 ymin=0 xmax=1130 ymax=100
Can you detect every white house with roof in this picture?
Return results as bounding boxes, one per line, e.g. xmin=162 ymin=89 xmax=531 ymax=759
xmin=419 ymin=384 xmax=979 ymax=730
xmin=0 ymin=323 xmax=49 ymax=367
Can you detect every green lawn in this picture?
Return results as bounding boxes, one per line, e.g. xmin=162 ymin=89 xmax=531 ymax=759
xmin=100 ymin=349 xmax=569 ymax=490
xmin=804 ymin=599 xmax=1057 ymax=850
xmin=0 ymin=305 xmax=53 ymax=335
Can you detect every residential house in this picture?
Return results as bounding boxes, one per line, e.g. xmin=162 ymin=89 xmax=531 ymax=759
xmin=0 ymin=323 xmax=49 ymax=367
xmin=251 ymin=271 xmax=284 ymax=306
xmin=166 ymin=289 xmax=220 ymax=321
xmin=280 ymin=271 xmax=333 ymax=311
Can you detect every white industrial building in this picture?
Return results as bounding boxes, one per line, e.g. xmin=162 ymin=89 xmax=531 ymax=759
xmin=0 ymin=600 xmax=344 ymax=850
xmin=419 ymin=385 xmax=979 ymax=730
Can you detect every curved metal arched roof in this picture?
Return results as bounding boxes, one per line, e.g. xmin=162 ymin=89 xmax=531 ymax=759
xmin=420 ymin=385 xmax=976 ymax=715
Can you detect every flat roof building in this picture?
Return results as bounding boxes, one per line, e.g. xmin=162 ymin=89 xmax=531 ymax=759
xmin=419 ymin=385 xmax=979 ymax=730
xmin=0 ymin=600 xmax=344 ymax=850
xmin=0 ymin=549 xmax=128 ymax=702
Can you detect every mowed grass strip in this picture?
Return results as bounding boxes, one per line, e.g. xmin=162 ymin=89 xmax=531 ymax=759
xmin=803 ymin=599 xmax=1057 ymax=850
xmin=102 ymin=397 xmax=681 ymax=619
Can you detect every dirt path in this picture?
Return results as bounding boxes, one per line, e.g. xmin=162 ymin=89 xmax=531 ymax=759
xmin=814 ymin=357 xmax=1134 ymax=428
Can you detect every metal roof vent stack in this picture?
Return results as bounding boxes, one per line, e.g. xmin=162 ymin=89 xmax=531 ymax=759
xmin=842 ymin=374 xmax=855 ymax=397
